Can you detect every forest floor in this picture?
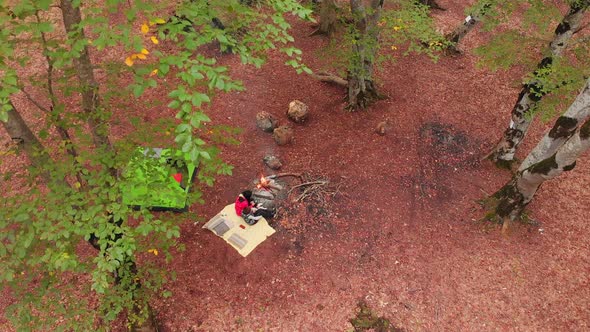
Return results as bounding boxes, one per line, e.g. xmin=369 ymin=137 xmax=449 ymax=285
xmin=2 ymin=1 xmax=590 ymax=331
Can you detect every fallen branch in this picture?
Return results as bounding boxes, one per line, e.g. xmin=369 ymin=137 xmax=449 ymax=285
xmin=309 ymin=71 xmax=348 ymax=87
xmin=288 ymin=180 xmax=329 ymax=194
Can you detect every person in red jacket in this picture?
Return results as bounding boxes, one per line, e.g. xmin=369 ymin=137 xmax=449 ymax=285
xmin=234 ymin=190 xmax=254 ymax=216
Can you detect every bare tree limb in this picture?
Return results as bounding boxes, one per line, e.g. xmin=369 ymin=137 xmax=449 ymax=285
xmin=309 ymin=71 xmax=348 ymax=87
xmin=288 ymin=180 xmax=329 ymax=194
xmin=35 ymin=10 xmax=84 ymax=185
xmin=20 ymin=88 xmax=50 ymax=113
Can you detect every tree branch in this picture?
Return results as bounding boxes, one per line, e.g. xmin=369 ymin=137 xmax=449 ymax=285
xmin=288 ymin=180 xmax=329 ymax=193
xmin=20 ymin=88 xmax=50 ymax=113
xmin=35 ymin=10 xmax=84 ymax=185
xmin=309 ymin=71 xmax=348 ymax=87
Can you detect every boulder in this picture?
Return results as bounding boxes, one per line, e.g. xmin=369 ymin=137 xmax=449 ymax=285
xmin=273 ymin=126 xmax=294 ymax=146
xmin=256 ymin=111 xmax=278 ymax=133
xmin=263 ymin=155 xmax=282 ymax=170
xmin=287 ymin=100 xmax=309 ymax=123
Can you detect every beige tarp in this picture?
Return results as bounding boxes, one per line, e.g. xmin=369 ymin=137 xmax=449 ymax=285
xmin=203 ymin=204 xmax=275 ymax=257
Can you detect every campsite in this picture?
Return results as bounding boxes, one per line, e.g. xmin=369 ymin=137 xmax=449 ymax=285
xmin=1 ymin=0 xmax=590 ymax=331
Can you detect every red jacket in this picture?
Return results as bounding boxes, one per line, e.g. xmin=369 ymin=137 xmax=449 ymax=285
xmin=234 ymin=194 xmax=252 ymax=216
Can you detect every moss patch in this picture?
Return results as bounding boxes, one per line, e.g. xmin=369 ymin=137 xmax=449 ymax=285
xmin=548 ymin=116 xmax=578 ymax=138
xmin=350 ymin=301 xmax=403 ymax=332
xmin=529 ymin=154 xmax=558 ymax=175
xmin=580 ymin=118 xmax=590 ymax=139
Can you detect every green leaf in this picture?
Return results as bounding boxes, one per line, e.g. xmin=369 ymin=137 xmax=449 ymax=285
xmin=168 ymin=100 xmax=180 ymax=109
xmin=159 ymin=63 xmax=170 ymax=75
xmin=181 ymin=102 xmax=192 ymax=114
xmin=4 ymin=75 xmax=17 ymax=86
xmin=190 ymin=112 xmax=211 ymax=127
xmin=132 ymin=84 xmax=145 ymax=98
xmin=199 ymin=151 xmax=211 ymax=160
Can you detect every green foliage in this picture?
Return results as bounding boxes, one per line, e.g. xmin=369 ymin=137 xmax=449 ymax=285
xmin=521 ymin=0 xmax=561 ymax=34
xmin=317 ymin=0 xmax=448 ymax=84
xmin=466 ymin=0 xmax=521 ymax=31
xmin=471 ymin=0 xmax=561 ymax=72
xmin=529 ymin=57 xmax=589 ymax=122
xmin=473 ymin=0 xmax=589 ymax=123
xmin=474 ymin=30 xmax=542 ymax=71
xmin=0 ymin=0 xmax=312 ymax=330
xmin=381 ymin=0 xmax=451 ymax=62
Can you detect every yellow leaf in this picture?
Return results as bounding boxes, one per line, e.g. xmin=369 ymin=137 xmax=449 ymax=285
xmin=74 ymin=182 xmax=81 ymax=188
xmin=140 ymin=48 xmax=149 ymax=55
xmin=131 ymin=54 xmax=138 ymax=60
xmin=150 ymin=69 xmax=158 ymax=76
xmin=141 ymin=23 xmax=149 ymax=34
xmin=135 ymin=53 xmax=147 ymax=60
xmin=391 ymin=45 xmax=397 ymax=50
xmin=125 ymin=56 xmax=134 ymax=66
xmin=148 ymin=249 xmax=159 ymax=256
xmin=87 ymin=39 xmax=93 ymax=44
xmin=150 ymin=36 xmax=159 ymax=45
xmin=154 ymin=18 xmax=165 ymax=24
xmin=393 ymin=26 xmax=401 ymax=31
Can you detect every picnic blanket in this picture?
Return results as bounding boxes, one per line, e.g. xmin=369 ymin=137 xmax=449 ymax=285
xmin=203 ymin=204 xmax=275 ymax=257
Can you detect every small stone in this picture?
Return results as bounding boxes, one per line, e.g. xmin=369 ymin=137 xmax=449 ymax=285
xmin=255 ymin=111 xmax=278 ymax=133
xmin=273 ymin=126 xmax=294 ymax=146
xmin=263 ymin=155 xmax=282 ymax=170
xmin=287 ymin=100 xmax=309 ymax=123
xmin=375 ymin=121 xmax=388 ymax=136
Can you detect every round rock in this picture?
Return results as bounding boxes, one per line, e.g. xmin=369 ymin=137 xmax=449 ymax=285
xmin=256 ymin=111 xmax=278 ymax=133
xmin=263 ymin=155 xmax=283 ymax=170
xmin=287 ymin=100 xmax=309 ymax=123
xmin=273 ymin=126 xmax=294 ymax=146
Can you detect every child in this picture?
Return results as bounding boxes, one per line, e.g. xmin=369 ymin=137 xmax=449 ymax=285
xmin=234 ymin=190 xmax=254 ymax=216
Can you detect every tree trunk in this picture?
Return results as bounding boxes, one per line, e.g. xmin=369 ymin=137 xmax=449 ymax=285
xmin=519 ymin=78 xmax=590 ymax=170
xmin=120 ymin=259 xmax=159 ymax=332
xmin=311 ymin=0 xmax=338 ymax=36
xmin=347 ymin=0 xmax=383 ymax=110
xmin=488 ymin=2 xmax=589 ymax=165
xmin=60 ymin=4 xmax=154 ymax=330
xmin=1 ymin=102 xmax=52 ymax=183
xmin=60 ymin=0 xmax=112 ymax=150
xmin=491 ymin=116 xmax=590 ymax=221
xmin=445 ymin=14 xmax=482 ymax=54
xmin=445 ymin=0 xmax=493 ymax=53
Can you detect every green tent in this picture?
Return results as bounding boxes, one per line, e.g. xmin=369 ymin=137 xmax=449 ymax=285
xmin=121 ymin=147 xmax=197 ymax=211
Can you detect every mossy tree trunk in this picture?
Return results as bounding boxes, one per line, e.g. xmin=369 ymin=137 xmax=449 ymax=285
xmin=490 ymin=117 xmax=590 ymax=222
xmin=347 ymin=0 xmax=383 ymax=110
xmin=445 ymin=13 xmax=482 ymax=53
xmin=488 ymin=2 xmax=589 ymax=165
xmin=312 ymin=0 xmax=338 ymax=36
xmin=519 ymin=78 xmax=590 ymax=170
